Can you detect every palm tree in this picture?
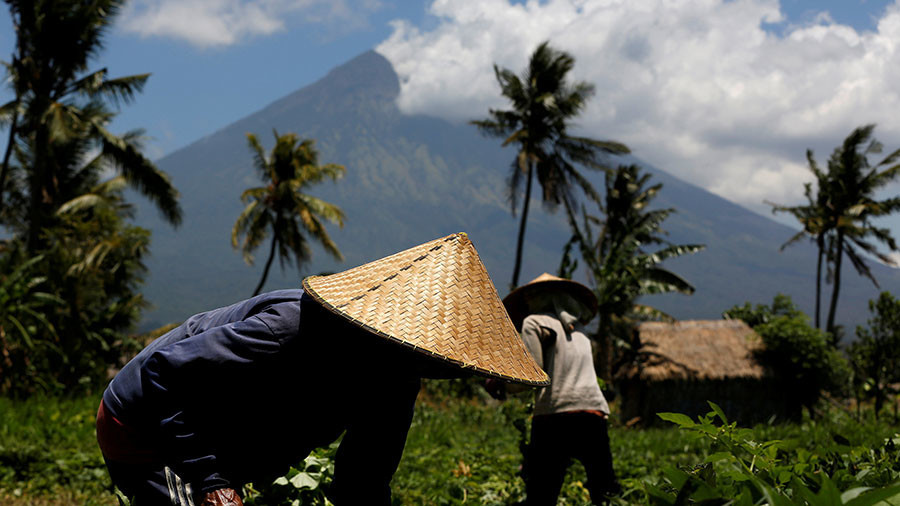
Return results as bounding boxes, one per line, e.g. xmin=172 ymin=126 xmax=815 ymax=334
xmin=1 ymin=0 xmax=181 ymax=251
xmin=561 ymin=164 xmax=704 ymax=379
xmin=232 ymin=131 xmax=346 ymax=296
xmin=820 ymin=125 xmax=900 ymax=337
xmin=768 ymin=151 xmax=830 ymax=329
xmin=471 ymin=41 xmax=629 ymax=289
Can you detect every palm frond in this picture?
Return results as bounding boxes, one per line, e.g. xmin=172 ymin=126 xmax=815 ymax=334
xmin=630 ymin=304 xmax=676 ymax=322
xmin=94 ymin=74 xmax=150 ymax=106
xmin=87 ymin=114 xmax=182 ymax=225
xmin=296 ymin=195 xmax=345 ymax=228
xmin=646 ymin=244 xmax=706 ymax=263
xmin=246 ymin=133 xmax=270 ymax=179
xmin=843 ymin=243 xmax=878 ymax=287
xmin=639 ymin=267 xmax=696 ymax=295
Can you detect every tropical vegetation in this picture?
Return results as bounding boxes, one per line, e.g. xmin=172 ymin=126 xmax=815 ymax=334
xmin=0 ymin=0 xmax=178 ymax=395
xmin=724 ymin=294 xmax=850 ymax=417
xmin=232 ymin=131 xmax=346 ymax=296
xmin=559 ymin=164 xmax=704 ymax=379
xmin=471 ymin=40 xmax=630 ymax=289
xmin=1 ymin=1 xmax=900 ymax=504
xmin=848 ymin=291 xmax=900 ymax=420
xmin=3 ymin=390 xmax=899 ymax=505
xmin=770 ymin=125 xmax=900 ymax=339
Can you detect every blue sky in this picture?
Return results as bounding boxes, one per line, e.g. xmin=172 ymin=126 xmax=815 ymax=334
xmin=3 ymin=0 xmax=900 ymax=234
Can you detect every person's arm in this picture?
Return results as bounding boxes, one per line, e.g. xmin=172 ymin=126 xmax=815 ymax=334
xmin=140 ymin=314 xmax=283 ymax=496
xmin=520 ymin=316 xmax=551 ymax=369
xmin=503 ymin=316 xmax=554 ymax=394
xmin=327 ymin=376 xmax=421 ymax=505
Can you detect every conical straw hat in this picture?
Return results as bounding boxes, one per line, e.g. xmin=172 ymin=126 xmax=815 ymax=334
xmin=302 ymin=233 xmax=549 ymax=386
xmin=503 ymin=273 xmax=598 ymax=331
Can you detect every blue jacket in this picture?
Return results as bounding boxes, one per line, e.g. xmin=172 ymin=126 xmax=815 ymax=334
xmin=103 ymin=289 xmax=420 ymax=503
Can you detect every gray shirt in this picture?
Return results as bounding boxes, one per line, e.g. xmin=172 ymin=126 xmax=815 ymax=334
xmin=520 ymin=313 xmax=609 ymax=416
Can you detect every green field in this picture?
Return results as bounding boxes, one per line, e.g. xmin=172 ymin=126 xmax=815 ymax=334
xmin=1 ymin=387 xmax=898 ymax=505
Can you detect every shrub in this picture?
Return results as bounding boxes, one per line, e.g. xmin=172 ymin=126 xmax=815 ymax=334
xmin=848 ymin=292 xmax=900 ymax=419
xmin=725 ymin=295 xmax=850 ymax=416
xmin=652 ymin=402 xmax=900 ymax=505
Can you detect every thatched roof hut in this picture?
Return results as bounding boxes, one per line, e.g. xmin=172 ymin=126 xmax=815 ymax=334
xmin=616 ymin=320 xmax=793 ymax=425
xmin=623 ymin=320 xmax=764 ymax=381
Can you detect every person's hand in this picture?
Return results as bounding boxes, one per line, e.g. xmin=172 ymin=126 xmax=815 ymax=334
xmin=200 ymin=488 xmax=243 ymax=506
xmin=484 ymin=378 xmax=507 ymax=400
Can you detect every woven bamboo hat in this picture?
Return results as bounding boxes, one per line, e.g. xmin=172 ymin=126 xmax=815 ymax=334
xmin=502 ymin=273 xmax=598 ymax=331
xmin=302 ymin=233 xmax=549 ymax=386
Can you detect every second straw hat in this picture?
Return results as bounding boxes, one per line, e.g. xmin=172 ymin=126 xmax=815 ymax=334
xmin=302 ymin=233 xmax=549 ymax=386
xmin=502 ymin=273 xmax=598 ymax=331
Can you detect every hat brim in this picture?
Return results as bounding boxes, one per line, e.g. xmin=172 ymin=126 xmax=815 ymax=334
xmin=303 ymin=234 xmax=550 ymax=386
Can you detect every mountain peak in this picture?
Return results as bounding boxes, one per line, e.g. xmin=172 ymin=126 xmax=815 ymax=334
xmin=243 ymin=50 xmax=400 ymax=127
xmin=319 ymin=50 xmax=400 ymax=100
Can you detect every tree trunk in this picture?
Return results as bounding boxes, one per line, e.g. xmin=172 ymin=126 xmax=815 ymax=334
xmin=0 ymin=99 xmax=19 ymax=213
xmin=814 ymin=233 xmax=824 ymax=329
xmin=874 ymin=385 xmax=883 ymax=420
xmin=856 ymin=385 xmax=862 ymax=422
xmin=27 ymin=121 xmax=50 ymax=254
xmin=510 ymin=160 xmax=534 ymax=290
xmin=254 ymin=235 xmax=278 ymax=296
xmin=826 ymin=230 xmax=844 ymax=341
xmin=1 ymin=43 xmax=24 ymax=216
xmin=593 ymin=317 xmax=613 ymax=383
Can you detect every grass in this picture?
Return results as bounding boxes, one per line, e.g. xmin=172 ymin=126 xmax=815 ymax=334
xmin=1 ymin=388 xmax=898 ymax=505
xmin=0 ymin=395 xmax=111 ymax=505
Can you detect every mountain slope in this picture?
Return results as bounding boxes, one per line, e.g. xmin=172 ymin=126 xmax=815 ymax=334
xmin=134 ymin=50 xmax=900 ymax=332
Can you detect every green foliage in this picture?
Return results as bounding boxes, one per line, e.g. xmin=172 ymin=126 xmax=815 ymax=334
xmin=0 ymin=254 xmax=63 ymax=393
xmin=0 ymin=175 xmax=149 ymax=394
xmin=770 ymin=125 xmax=900 ymax=337
xmin=849 ymin=292 xmax=900 ymax=418
xmin=0 ymin=0 xmax=177 ymax=394
xmin=393 ymin=397 xmax=536 ymax=505
xmin=6 ymin=395 xmax=900 ymax=505
xmin=561 ymin=164 xmax=704 ymax=378
xmin=232 ymin=130 xmax=345 ymax=296
xmin=565 ymin=164 xmax=704 ymax=315
xmin=770 ymin=125 xmax=900 ymax=339
xmin=725 ymin=295 xmax=850 ymax=414
xmin=768 ymin=151 xmax=832 ymax=329
xmin=0 ymin=395 xmax=110 ymax=505
xmin=2 ymin=0 xmax=181 ymax=252
xmin=722 ymin=293 xmax=803 ymax=328
xmin=652 ymin=402 xmax=900 ymax=505
xmin=819 ymin=125 xmax=900 ymax=336
xmin=243 ymin=444 xmax=337 ymax=506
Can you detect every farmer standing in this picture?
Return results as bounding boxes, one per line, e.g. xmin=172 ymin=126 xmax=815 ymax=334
xmin=96 ymin=233 xmax=548 ymax=505
xmin=496 ymin=273 xmax=620 ymax=505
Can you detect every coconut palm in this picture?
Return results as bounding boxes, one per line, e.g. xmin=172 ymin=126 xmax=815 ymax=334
xmin=1 ymin=0 xmax=180 ymax=251
xmin=819 ymin=125 xmax=900 ymax=337
xmin=471 ymin=41 xmax=629 ymax=289
xmin=561 ymin=164 xmax=704 ymax=378
xmin=768 ymin=151 xmax=831 ymax=329
xmin=232 ymin=131 xmax=346 ymax=296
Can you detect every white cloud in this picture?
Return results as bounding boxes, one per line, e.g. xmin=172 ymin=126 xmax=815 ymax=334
xmin=120 ymin=0 xmax=383 ymax=47
xmin=376 ymin=0 xmax=900 ymax=215
xmin=885 ymin=251 xmax=900 ymax=268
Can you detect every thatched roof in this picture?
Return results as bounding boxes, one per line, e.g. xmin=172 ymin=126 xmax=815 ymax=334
xmin=623 ymin=320 xmax=765 ymax=382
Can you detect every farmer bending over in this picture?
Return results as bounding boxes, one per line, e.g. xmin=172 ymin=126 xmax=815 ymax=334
xmin=96 ymin=233 xmax=548 ymax=505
